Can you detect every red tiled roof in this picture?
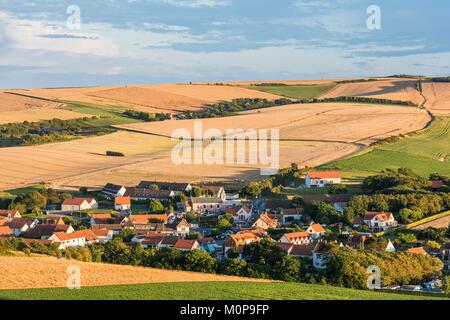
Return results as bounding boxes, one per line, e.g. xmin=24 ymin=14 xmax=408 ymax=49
xmin=308 ymin=171 xmax=342 ymax=179
xmin=175 ymin=239 xmax=198 ymax=250
xmin=131 ymin=214 xmax=168 ymax=224
xmin=115 ymin=196 xmax=131 ymax=206
xmin=364 ymin=211 xmax=393 ymax=222
xmin=0 ymin=226 xmax=13 ymax=236
xmin=308 ymin=224 xmax=325 ymax=233
xmin=255 ymin=214 xmax=277 ymax=228
xmin=0 ymin=210 xmax=19 ymax=217
xmin=283 ymin=232 xmax=311 ymax=241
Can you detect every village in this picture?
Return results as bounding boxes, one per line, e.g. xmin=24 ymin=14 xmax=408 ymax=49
xmin=1 ymin=167 xmax=449 ymax=293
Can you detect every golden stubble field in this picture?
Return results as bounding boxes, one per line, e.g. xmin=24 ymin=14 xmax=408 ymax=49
xmin=0 ymin=256 xmax=268 ymax=290
xmin=9 ymin=84 xmax=284 ymax=114
xmin=320 ymin=79 xmax=424 ymax=106
xmin=0 ymin=102 xmax=429 ymax=190
xmin=0 ymin=91 xmax=84 ymax=124
xmin=422 ymin=81 xmax=450 ymax=115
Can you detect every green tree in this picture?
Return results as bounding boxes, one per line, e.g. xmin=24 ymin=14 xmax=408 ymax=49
xmin=149 ymin=200 xmax=164 ymax=213
xmin=184 ymin=250 xmax=217 ymax=273
xmin=217 ymin=218 xmax=232 ymax=230
xmin=274 ymin=256 xmax=301 ymax=282
xmin=219 ymin=258 xmax=248 ymax=276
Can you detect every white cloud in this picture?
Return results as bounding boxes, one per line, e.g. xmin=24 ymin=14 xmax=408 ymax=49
xmin=0 ymin=11 xmax=119 ymax=57
xmin=159 ymin=0 xmax=230 ymax=8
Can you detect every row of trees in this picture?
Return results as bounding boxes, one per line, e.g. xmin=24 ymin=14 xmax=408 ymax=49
xmin=123 ymin=110 xmax=171 ymax=122
xmin=2 ymin=234 xmax=442 ymax=289
xmin=182 ymin=98 xmax=296 ymax=119
xmin=5 ymin=188 xmax=73 ymax=215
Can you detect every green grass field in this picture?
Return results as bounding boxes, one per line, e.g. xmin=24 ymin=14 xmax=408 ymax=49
xmin=63 ymin=101 xmax=141 ymax=125
xmin=245 ymin=84 xmax=336 ymax=100
xmin=0 ymin=281 xmax=447 ymax=300
xmin=321 ymin=117 xmax=450 ymax=178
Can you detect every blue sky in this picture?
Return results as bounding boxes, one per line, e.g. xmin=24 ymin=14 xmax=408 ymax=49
xmin=0 ymin=0 xmax=449 ymax=88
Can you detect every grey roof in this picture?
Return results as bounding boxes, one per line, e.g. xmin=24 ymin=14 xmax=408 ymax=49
xmin=191 ymin=197 xmax=223 ymax=204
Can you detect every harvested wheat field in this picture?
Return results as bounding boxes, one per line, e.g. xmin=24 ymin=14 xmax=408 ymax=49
xmin=422 ymin=81 xmax=450 ymax=115
xmin=0 ymin=256 xmax=268 ymax=290
xmin=0 ymin=91 xmax=62 ymax=112
xmin=117 ymin=103 xmax=429 ymax=145
xmin=320 ymin=79 xmax=424 ymax=105
xmin=148 ymin=84 xmax=283 ymax=102
xmin=10 ymin=85 xmax=283 ymax=114
xmin=0 ymin=102 xmax=429 ymax=190
xmin=0 ymin=109 xmax=86 ymax=124
xmin=0 ymin=132 xmax=175 ymax=190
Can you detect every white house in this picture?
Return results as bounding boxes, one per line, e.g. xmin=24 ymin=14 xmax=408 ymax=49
xmin=191 ymin=197 xmax=225 ymax=215
xmin=306 ymin=223 xmax=326 ymax=239
xmin=305 ymin=171 xmax=342 ymax=188
xmin=363 ymin=212 xmax=398 ymax=231
xmin=278 ymin=232 xmax=312 ymax=245
xmin=252 ymin=214 xmax=278 ymax=230
xmin=62 ymin=198 xmax=98 ymax=212
xmin=92 ymin=228 xmax=114 ymax=243
xmin=5 ymin=218 xmax=38 ymax=236
xmin=0 ymin=210 xmax=21 ymax=221
xmin=102 ymin=183 xmax=127 ymax=197
xmin=49 ymin=232 xmax=86 ymax=249
xmin=227 ymin=205 xmax=252 ymax=223
xmin=114 ymin=196 xmax=131 ymax=211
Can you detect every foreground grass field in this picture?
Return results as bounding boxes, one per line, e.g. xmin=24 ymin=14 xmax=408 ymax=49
xmin=321 ymin=117 xmax=450 ymax=178
xmin=245 ymin=84 xmax=336 ymax=99
xmin=0 ymin=281 xmax=447 ymax=300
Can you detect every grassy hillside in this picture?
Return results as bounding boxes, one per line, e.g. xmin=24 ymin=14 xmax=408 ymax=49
xmin=321 ymin=117 xmax=450 ymax=178
xmin=63 ymin=101 xmax=142 ymax=125
xmin=0 ymin=281 xmax=447 ymax=300
xmin=245 ymin=84 xmax=336 ymax=100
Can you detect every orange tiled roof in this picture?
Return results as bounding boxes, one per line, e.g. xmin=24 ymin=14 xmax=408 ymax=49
xmin=308 ymin=171 xmax=342 ymax=179
xmin=115 ymin=196 xmax=131 ymax=206
xmin=309 ymin=223 xmax=325 ymax=233
xmin=407 ymin=247 xmax=428 ymax=255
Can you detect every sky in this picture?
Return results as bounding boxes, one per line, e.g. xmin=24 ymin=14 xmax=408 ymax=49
xmin=0 ymin=0 xmax=449 ymax=88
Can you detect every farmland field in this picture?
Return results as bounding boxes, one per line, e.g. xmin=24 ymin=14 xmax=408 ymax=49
xmin=422 ymin=81 xmax=450 ymax=115
xmin=244 ymin=83 xmax=336 ymax=99
xmin=116 ymin=102 xmax=429 ymax=144
xmin=320 ymin=117 xmax=450 ymax=178
xmin=320 ymin=79 xmax=424 ymax=106
xmin=9 ymin=84 xmax=284 ymax=115
xmin=0 ymin=256 xmax=267 ymax=290
xmin=0 ymin=102 xmax=430 ymax=190
xmin=0 ymin=281 xmax=446 ymax=300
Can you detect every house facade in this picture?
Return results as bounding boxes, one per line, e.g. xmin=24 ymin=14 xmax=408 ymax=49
xmin=305 ymin=171 xmax=342 ymax=188
xmin=191 ymin=197 xmax=225 ymax=215
xmin=0 ymin=210 xmax=22 ymax=221
xmin=252 ymin=214 xmax=278 ymax=230
xmin=62 ymin=198 xmax=98 ymax=212
xmin=278 ymin=232 xmax=312 ymax=245
xmin=363 ymin=212 xmax=398 ymax=231
xmin=102 ymin=183 xmax=127 ymax=197
xmin=114 ymin=196 xmax=131 ymax=211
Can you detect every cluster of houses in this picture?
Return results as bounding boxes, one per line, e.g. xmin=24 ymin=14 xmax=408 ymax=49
xmin=1 ymin=174 xmax=449 ymax=274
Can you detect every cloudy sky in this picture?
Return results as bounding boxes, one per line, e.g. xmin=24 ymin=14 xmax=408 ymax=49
xmin=0 ymin=0 xmax=449 ymax=88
